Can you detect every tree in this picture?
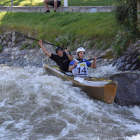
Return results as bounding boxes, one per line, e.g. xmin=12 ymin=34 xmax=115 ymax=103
xmin=115 ymin=0 xmax=138 ymax=35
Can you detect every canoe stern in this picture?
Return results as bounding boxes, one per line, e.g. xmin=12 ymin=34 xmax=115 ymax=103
xmin=104 ymin=82 xmax=118 ymax=104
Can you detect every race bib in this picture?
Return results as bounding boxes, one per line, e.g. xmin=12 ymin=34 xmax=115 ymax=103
xmin=72 ymin=61 xmax=88 ymax=76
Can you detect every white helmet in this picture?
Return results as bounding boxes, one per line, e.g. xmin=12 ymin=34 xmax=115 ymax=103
xmin=76 ymin=47 xmax=85 ymax=53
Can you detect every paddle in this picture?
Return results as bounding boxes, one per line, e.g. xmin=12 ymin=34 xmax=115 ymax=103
xmin=78 ymin=56 xmax=103 ymax=64
xmin=15 ymin=31 xmax=58 ymax=47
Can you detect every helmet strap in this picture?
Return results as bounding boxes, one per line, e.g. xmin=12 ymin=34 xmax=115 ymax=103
xmin=77 ymin=52 xmax=81 ymax=59
xmin=77 ymin=54 xmax=83 ymax=60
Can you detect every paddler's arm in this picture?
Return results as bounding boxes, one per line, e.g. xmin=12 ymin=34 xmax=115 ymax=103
xmin=64 ymin=47 xmax=73 ymax=61
xmin=90 ymin=57 xmax=97 ymax=68
xmin=39 ymin=40 xmax=51 ymax=57
xmin=68 ymin=61 xmax=77 ymax=71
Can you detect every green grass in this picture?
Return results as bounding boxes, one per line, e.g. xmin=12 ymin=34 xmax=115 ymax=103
xmin=0 ymin=11 xmax=119 ymax=50
xmin=0 ymin=45 xmax=3 ymax=52
xmin=0 ymin=0 xmax=117 ymax=6
xmin=69 ymin=0 xmax=117 ymax=6
xmin=0 ymin=0 xmax=43 ymax=6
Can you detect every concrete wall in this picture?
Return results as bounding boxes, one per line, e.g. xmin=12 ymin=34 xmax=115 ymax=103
xmin=0 ymin=6 xmax=116 ymax=13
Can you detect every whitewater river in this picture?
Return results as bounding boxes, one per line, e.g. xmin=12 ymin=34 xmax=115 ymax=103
xmin=0 ymin=64 xmax=140 ymax=140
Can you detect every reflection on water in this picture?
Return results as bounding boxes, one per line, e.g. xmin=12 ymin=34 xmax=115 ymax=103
xmin=0 ymin=64 xmax=140 ymax=140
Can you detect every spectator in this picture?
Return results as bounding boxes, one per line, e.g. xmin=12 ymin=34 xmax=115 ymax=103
xmin=44 ymin=0 xmax=61 ymax=13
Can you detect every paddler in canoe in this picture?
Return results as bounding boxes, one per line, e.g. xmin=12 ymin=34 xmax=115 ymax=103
xmin=68 ymin=47 xmax=97 ymax=77
xmin=39 ymin=40 xmax=73 ymax=72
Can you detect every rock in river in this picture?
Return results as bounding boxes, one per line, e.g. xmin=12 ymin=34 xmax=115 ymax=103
xmin=109 ymin=73 xmax=140 ymax=106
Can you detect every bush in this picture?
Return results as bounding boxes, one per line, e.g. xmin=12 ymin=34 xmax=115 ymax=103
xmin=115 ymin=0 xmax=138 ymax=35
xmin=55 ymin=32 xmax=76 ymax=49
xmin=112 ymin=32 xmax=133 ymax=57
xmin=113 ymin=0 xmax=140 ymax=57
xmin=20 ymin=43 xmax=28 ymax=50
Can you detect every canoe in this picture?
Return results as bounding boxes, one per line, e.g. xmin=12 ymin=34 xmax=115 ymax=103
xmin=44 ymin=64 xmax=118 ymax=104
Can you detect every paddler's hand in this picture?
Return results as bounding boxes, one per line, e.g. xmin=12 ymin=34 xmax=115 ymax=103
xmin=93 ymin=57 xmax=97 ymax=61
xmin=74 ymin=61 xmax=78 ymax=66
xmin=39 ymin=40 xmax=42 ymax=46
xmin=64 ymin=47 xmax=68 ymax=53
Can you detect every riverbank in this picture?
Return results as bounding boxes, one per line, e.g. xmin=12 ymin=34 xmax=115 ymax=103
xmin=0 ymin=30 xmax=115 ymax=67
xmin=0 ymin=11 xmax=119 ymax=52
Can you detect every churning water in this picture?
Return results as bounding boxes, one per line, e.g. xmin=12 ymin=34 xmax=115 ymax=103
xmin=0 ymin=64 xmax=140 ymax=140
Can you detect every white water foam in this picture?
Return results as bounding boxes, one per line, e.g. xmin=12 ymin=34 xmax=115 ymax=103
xmin=0 ymin=64 xmax=140 ymax=140
xmin=129 ymin=106 xmax=140 ymax=120
xmin=126 ymin=134 xmax=140 ymax=140
xmin=88 ymin=64 xmax=119 ymax=78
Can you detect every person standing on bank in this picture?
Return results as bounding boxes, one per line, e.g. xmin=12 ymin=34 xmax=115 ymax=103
xmin=44 ymin=0 xmax=61 ymax=13
xmin=68 ymin=47 xmax=97 ymax=77
xmin=39 ymin=40 xmax=73 ymax=72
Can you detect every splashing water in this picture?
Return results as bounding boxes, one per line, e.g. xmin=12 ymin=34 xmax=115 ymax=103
xmin=126 ymin=134 xmax=140 ymax=140
xmin=0 ymin=64 xmax=140 ymax=140
xmin=89 ymin=64 xmax=119 ymax=78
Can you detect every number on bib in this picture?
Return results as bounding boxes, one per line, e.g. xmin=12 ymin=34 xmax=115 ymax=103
xmin=77 ymin=67 xmax=87 ymax=74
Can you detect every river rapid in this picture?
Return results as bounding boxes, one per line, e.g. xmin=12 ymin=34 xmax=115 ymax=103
xmin=0 ymin=64 xmax=140 ymax=140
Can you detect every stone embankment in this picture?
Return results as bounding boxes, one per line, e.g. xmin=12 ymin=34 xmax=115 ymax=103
xmin=0 ymin=31 xmax=114 ymax=67
xmin=0 ymin=31 xmax=54 ymax=67
xmin=113 ymin=41 xmax=140 ymax=71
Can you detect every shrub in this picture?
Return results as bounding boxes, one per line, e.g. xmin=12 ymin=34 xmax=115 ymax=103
xmin=113 ymin=0 xmax=140 ymax=57
xmin=20 ymin=43 xmax=28 ymax=50
xmin=115 ymin=0 xmax=138 ymax=35
xmin=55 ymin=32 xmax=76 ymax=49
xmin=31 ymin=43 xmax=36 ymax=49
xmin=0 ymin=45 xmax=3 ymax=52
xmin=112 ymin=32 xmax=133 ymax=57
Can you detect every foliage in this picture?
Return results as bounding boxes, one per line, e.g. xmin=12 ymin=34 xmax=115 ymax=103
xmin=112 ymin=32 xmax=133 ymax=57
xmin=115 ymin=0 xmax=138 ymax=35
xmin=87 ymin=40 xmax=96 ymax=49
xmin=55 ymin=32 xmax=76 ymax=49
xmin=20 ymin=43 xmax=28 ymax=50
xmin=0 ymin=45 xmax=3 ymax=52
xmin=95 ymin=38 xmax=111 ymax=50
xmin=113 ymin=0 xmax=140 ymax=57
xmin=31 ymin=43 xmax=36 ymax=49
xmin=20 ymin=42 xmax=37 ymax=50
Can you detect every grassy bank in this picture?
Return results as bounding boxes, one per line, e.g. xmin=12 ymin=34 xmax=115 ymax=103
xmin=0 ymin=11 xmax=124 ymax=53
xmin=0 ymin=0 xmax=117 ymax=6
xmin=0 ymin=11 xmax=119 ymax=47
